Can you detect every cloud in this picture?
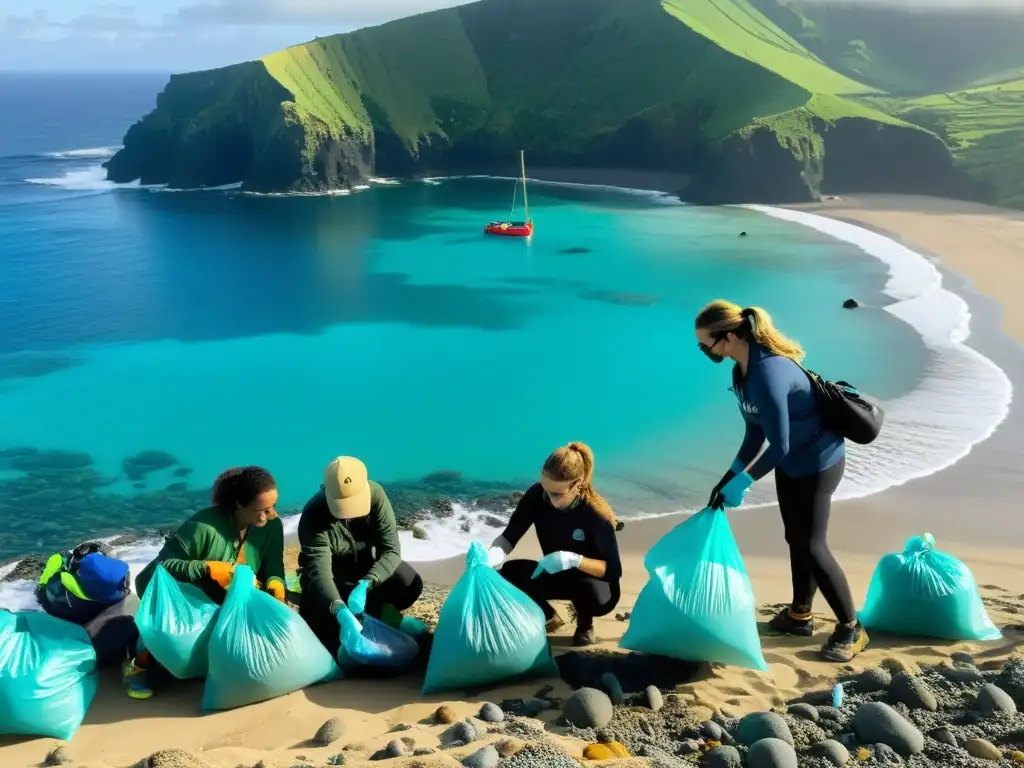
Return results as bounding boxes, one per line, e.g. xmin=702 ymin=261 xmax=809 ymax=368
xmin=170 ymin=0 xmax=474 ymax=28
xmin=2 ymin=7 xmax=162 ymax=44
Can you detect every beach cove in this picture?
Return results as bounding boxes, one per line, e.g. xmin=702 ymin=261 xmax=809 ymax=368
xmin=2 ymin=186 xmax=1024 ymax=766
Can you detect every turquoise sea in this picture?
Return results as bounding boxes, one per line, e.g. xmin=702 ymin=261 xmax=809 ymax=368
xmin=0 ymin=73 xmax=1011 ymax=608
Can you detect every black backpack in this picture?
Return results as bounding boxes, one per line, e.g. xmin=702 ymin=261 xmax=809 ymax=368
xmin=801 ymin=367 xmax=885 ymax=445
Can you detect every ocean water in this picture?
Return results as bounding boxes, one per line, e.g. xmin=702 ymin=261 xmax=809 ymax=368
xmin=0 ymin=73 xmax=1011 ymax=610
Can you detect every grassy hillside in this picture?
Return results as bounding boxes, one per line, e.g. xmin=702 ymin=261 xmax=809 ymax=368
xmin=108 ymin=0 xmax=989 ymax=204
xmin=751 ymin=0 xmax=1024 ymax=94
xmin=865 ymin=80 xmax=1024 ymax=208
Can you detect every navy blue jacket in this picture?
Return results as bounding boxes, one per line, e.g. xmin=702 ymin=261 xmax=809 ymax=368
xmin=732 ymin=342 xmax=845 ymax=479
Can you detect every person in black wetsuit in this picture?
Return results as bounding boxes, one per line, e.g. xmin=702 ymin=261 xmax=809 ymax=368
xmin=695 ymin=299 xmax=868 ymax=663
xmin=487 ymin=442 xmax=621 ymax=647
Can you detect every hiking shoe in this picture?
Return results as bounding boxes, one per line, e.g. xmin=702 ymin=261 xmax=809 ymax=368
xmin=821 ymin=622 xmax=869 ymax=662
xmin=572 ymin=626 xmax=597 ymax=647
xmin=545 ymin=613 xmax=566 ymax=633
xmin=763 ymin=607 xmax=816 ymax=637
xmin=122 ymin=658 xmax=153 ymax=700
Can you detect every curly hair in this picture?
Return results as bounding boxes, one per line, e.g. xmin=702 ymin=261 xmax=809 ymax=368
xmin=210 ymin=466 xmax=276 ymax=509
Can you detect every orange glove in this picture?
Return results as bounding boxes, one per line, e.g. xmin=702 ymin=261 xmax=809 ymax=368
xmin=267 ymin=579 xmax=286 ymax=602
xmin=206 ymin=561 xmax=234 ymax=590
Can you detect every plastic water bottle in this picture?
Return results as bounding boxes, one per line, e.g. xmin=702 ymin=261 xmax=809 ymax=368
xmin=832 ymin=682 xmax=844 ymax=708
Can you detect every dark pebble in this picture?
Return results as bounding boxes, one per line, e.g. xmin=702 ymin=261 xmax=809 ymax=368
xmin=808 ymin=740 xmax=850 ymax=766
xmin=853 ymin=666 xmax=893 ymax=693
xmin=737 ymin=711 xmax=794 ymax=746
xmin=873 ymin=743 xmax=903 ymax=764
xmin=853 ymin=702 xmax=924 ymax=757
xmin=442 ymin=720 xmax=477 ymax=747
xmin=747 ymin=737 xmax=797 ymax=768
xmin=787 ymin=703 xmax=819 ymax=722
xmin=702 ymin=720 xmax=724 ymax=741
xmin=600 ymin=671 xmax=625 ymax=705
xmin=951 ymin=651 xmax=976 ymax=666
xmin=313 ymin=717 xmax=345 ymax=746
xmin=478 ymin=702 xmax=504 ymax=723
xmin=929 ymin=726 xmax=957 ymax=747
xmin=702 ymin=745 xmax=742 ymax=767
xmin=413 ymin=747 xmax=436 ymax=756
xmin=889 ymin=673 xmax=938 ymax=712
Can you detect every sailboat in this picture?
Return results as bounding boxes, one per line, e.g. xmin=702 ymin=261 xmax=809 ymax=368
xmin=485 ymin=150 xmax=534 ymax=237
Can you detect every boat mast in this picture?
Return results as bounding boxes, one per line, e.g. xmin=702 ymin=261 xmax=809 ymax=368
xmin=520 ymin=149 xmax=530 ymax=223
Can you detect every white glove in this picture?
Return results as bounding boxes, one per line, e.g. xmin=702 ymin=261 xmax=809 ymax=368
xmin=486 ymin=546 xmax=507 ymax=568
xmin=531 ymin=551 xmax=583 ymax=578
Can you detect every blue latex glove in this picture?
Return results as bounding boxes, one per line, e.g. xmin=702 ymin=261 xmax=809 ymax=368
xmin=347 ymin=579 xmax=371 ymax=616
xmin=718 ymin=472 xmax=754 ymax=508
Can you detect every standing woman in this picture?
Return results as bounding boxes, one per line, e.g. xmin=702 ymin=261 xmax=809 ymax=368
xmin=488 ymin=442 xmax=621 ymax=647
xmin=695 ymin=300 xmax=867 ymax=662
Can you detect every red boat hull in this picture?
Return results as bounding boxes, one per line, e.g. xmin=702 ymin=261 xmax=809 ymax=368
xmin=485 ymin=221 xmax=533 ymax=237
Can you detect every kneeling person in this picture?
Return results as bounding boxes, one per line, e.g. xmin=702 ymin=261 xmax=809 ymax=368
xmin=298 ymin=456 xmax=423 ymax=657
xmin=489 ymin=442 xmax=621 ymax=647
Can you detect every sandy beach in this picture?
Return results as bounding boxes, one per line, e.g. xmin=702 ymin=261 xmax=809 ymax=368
xmin=3 ymin=194 xmax=1023 ymax=768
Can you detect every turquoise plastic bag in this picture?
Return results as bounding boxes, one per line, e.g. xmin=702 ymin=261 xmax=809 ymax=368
xmin=422 ymin=542 xmax=557 ymax=694
xmin=620 ymin=507 xmax=767 ymax=671
xmin=202 ymin=565 xmax=340 ymax=711
xmin=336 ymin=605 xmax=420 ymax=673
xmin=0 ymin=609 xmax=99 ymax=740
xmin=859 ymin=533 xmax=1001 ymax=641
xmin=135 ymin=565 xmax=219 ymax=679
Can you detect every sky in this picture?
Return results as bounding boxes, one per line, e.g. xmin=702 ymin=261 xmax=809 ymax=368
xmin=0 ymin=1 xmax=473 ymax=72
xmin=3 ymin=0 xmax=1023 ymax=73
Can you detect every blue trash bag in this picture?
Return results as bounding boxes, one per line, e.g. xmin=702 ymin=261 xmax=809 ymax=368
xmin=202 ymin=565 xmax=340 ymax=711
xmin=336 ymin=604 xmax=420 ymax=673
xmin=0 ymin=609 xmax=99 ymax=740
xmin=859 ymin=533 xmax=1002 ymax=641
xmin=620 ymin=507 xmax=767 ymax=671
xmin=135 ymin=564 xmax=219 ymax=680
xmin=422 ymin=541 xmax=557 ymax=694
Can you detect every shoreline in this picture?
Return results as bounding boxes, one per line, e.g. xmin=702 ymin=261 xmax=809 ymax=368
xmin=4 ymin=193 xmax=1024 ymax=767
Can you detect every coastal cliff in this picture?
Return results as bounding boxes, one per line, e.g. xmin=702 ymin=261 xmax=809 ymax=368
xmin=106 ymin=0 xmax=974 ymax=204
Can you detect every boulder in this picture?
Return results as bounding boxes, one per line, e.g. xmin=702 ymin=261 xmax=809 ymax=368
xmin=737 ymin=711 xmax=794 ymax=747
xmin=702 ymin=745 xmax=742 ymax=767
xmin=853 ymin=702 xmax=924 ymax=757
xmin=852 ymin=667 xmax=892 ymax=693
xmin=478 ymin=702 xmax=504 ymax=723
xmin=646 ymin=685 xmax=664 ymax=712
xmin=808 ymin=740 xmax=850 ymax=766
xmin=462 ymin=745 xmax=499 ymax=768
xmin=974 ymin=684 xmax=1017 ymax=715
xmin=314 ymin=717 xmax=345 ymax=746
xmin=442 ymin=720 xmax=478 ymax=747
xmin=702 ymin=720 xmax=724 ymax=741
xmin=787 ymin=703 xmax=820 ymax=722
xmin=747 ymin=738 xmax=798 ymax=768
xmin=964 ymin=738 xmax=1003 ymax=761
xmin=889 ymin=673 xmax=938 ymax=711
xmin=562 ymin=687 xmax=614 ymax=729
xmin=842 ymin=299 xmax=861 ymax=309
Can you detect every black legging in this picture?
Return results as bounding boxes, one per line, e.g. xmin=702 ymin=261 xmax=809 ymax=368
xmin=500 ymin=559 xmax=620 ymax=629
xmin=300 ymin=560 xmax=423 ymax=657
xmin=776 ymin=457 xmax=856 ymax=625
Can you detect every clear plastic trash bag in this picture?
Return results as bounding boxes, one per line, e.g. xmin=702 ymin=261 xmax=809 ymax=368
xmin=202 ymin=565 xmax=340 ymax=711
xmin=135 ymin=564 xmax=220 ymax=680
xmin=859 ymin=533 xmax=1002 ymax=641
xmin=0 ymin=609 xmax=99 ymax=740
xmin=620 ymin=507 xmax=767 ymax=671
xmin=422 ymin=542 xmax=557 ymax=694
xmin=336 ymin=604 xmax=421 ymax=673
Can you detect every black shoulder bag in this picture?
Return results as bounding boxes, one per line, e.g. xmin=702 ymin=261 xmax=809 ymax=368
xmin=800 ymin=366 xmax=885 ymax=445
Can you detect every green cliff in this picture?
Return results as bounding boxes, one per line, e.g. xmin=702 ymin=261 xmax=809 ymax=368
xmin=104 ymin=0 xmax=1022 ymax=207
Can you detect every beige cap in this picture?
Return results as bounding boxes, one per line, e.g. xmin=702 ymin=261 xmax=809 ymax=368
xmin=324 ymin=456 xmax=372 ymax=519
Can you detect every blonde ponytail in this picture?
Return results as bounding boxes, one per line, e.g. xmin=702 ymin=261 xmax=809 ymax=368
xmin=695 ymin=299 xmax=804 ymax=363
xmin=543 ymin=442 xmax=618 ymax=527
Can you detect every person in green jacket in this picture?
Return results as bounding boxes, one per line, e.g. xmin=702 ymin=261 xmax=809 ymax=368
xmin=298 ymin=456 xmax=423 ymax=657
xmin=122 ymin=466 xmax=286 ymax=699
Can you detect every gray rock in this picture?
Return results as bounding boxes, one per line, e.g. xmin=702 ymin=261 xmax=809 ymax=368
xmin=646 ymin=685 xmax=664 ymax=712
xmin=478 ymin=702 xmax=504 ymax=723
xmin=808 ymin=740 xmax=850 ymax=766
xmin=44 ymin=747 xmax=73 ymax=766
xmin=889 ymin=673 xmax=938 ymax=712
xmin=314 ymin=717 xmax=345 ymax=746
xmin=940 ymin=665 xmax=984 ymax=684
xmin=853 ymin=702 xmax=924 ymax=757
xmin=747 ymin=738 xmax=798 ymax=768
xmin=442 ymin=719 xmax=478 ymax=747
xmin=327 ymin=755 xmax=346 ymax=766
xmin=737 ymin=711 xmax=794 ymax=747
xmin=951 ymin=651 xmax=975 ymax=666
xmin=384 ymin=740 xmax=406 ymax=758
xmin=462 ymin=745 xmax=499 ymax=768
xmin=413 ymin=747 xmax=436 ymax=756
xmin=702 ymin=745 xmax=742 ymax=767
xmin=974 ymin=683 xmax=1017 ymax=715
xmin=853 ymin=667 xmax=892 ymax=693
xmin=600 ymin=672 xmax=625 ymax=705
xmin=787 ymin=703 xmax=820 ymax=722
xmin=561 ymin=687 xmax=613 ymax=729
xmin=816 ymin=706 xmax=842 ymax=722
xmin=842 ymin=299 xmax=861 ymax=309
xmin=964 ymin=738 xmax=1002 ymax=761
xmin=701 ymin=720 xmax=724 ymax=741
xmin=929 ymin=726 xmax=957 ymax=747
xmin=873 ymin=743 xmax=903 ymax=764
